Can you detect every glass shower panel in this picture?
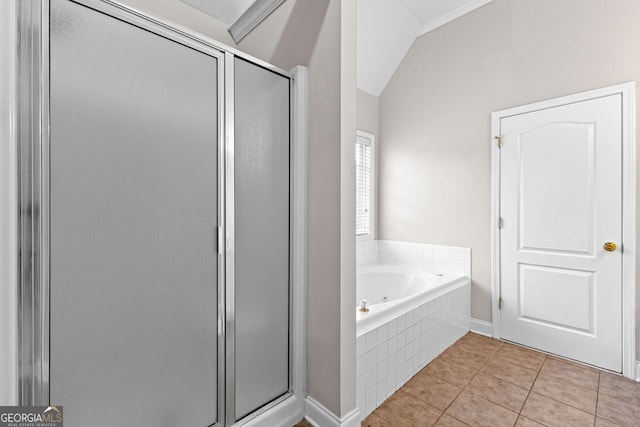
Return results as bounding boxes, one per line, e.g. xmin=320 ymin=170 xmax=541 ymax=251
xmin=234 ymin=58 xmax=291 ymax=420
xmin=49 ymin=1 xmax=219 ymax=426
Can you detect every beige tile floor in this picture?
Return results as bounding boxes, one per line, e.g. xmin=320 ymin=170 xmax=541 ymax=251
xmin=295 ymin=332 xmax=640 ymax=426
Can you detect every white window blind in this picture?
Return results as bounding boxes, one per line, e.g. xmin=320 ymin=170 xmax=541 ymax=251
xmin=356 ymin=132 xmax=374 ymax=237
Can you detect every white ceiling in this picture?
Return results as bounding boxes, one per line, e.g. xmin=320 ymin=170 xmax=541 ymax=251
xmin=358 ymin=0 xmax=494 ymax=96
xmin=179 ymin=0 xmax=256 ymax=25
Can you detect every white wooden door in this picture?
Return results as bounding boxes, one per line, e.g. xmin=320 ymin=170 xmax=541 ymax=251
xmin=499 ymin=94 xmax=622 ymax=372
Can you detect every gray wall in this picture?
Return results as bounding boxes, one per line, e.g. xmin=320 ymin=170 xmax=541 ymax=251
xmin=242 ymin=0 xmax=357 ymax=416
xmin=378 ymin=0 xmax=640 ymax=354
xmin=340 ymin=0 xmax=357 ymax=416
xmin=357 ymin=89 xmax=379 ymax=136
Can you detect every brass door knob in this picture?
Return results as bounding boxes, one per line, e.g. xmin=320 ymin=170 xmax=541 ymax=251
xmin=603 ymin=242 xmax=617 ymax=252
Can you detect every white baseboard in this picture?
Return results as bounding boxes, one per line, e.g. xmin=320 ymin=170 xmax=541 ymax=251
xmin=636 ymin=361 xmax=640 ymax=382
xmin=470 ymin=318 xmax=493 ymax=337
xmin=305 ymin=397 xmax=361 ymax=427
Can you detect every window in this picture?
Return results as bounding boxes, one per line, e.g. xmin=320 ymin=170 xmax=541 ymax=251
xmin=356 ymin=130 xmax=375 ymax=239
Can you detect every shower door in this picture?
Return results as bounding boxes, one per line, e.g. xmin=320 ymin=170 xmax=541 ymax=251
xmin=49 ymin=0 xmax=222 ymax=426
xmin=231 ymin=57 xmax=292 ymax=422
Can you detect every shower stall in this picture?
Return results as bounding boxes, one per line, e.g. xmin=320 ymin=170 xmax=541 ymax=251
xmin=3 ymin=0 xmax=307 ymax=426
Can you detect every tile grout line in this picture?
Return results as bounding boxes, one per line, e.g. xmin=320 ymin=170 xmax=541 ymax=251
xmin=435 ymin=339 xmax=503 ymax=426
xmin=516 ymin=353 xmax=547 ymax=426
xmin=439 ymin=351 xmax=490 ymax=373
xmin=427 ymin=337 xmax=499 ymax=426
xmin=596 ymin=371 xmax=640 ymax=426
xmin=594 ymin=371 xmax=600 ymax=426
xmin=430 ymin=378 xmax=468 ymax=426
xmin=364 ymin=333 xmax=626 ymax=427
xmin=531 ymin=361 xmax=602 ymax=418
xmin=463 ymin=336 xmax=597 ymax=424
xmin=435 ymin=334 xmax=620 ymax=426
xmin=478 ymin=356 xmax=542 ymax=392
xmin=414 ymin=362 xmax=472 ymax=426
xmin=366 ymin=336 xmax=471 ymax=425
xmin=372 ymin=388 xmax=444 ymax=426
xmin=368 ymin=335 xmax=473 ymax=427
xmin=540 ymin=390 xmax=599 ymax=417
xmin=519 ymin=356 xmax=601 ymax=425
xmin=378 ymin=334 xmax=598 ymax=427
xmin=465 ymin=373 xmax=535 ymax=415
xmin=473 ymin=341 xmax=547 ymax=425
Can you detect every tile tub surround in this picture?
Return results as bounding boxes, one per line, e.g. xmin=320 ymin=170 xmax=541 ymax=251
xmin=356 ymin=240 xmax=471 ymax=278
xmin=356 ymin=283 xmax=470 ymax=420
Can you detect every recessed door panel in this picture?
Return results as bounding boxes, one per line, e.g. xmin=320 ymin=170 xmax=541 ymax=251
xmin=518 ymin=264 xmax=595 ymax=333
xmin=234 ymin=58 xmax=291 ymax=420
xmin=518 ymin=123 xmax=595 ymax=254
xmin=50 ymin=1 xmax=219 ymax=425
xmin=500 ymin=94 xmax=622 ymax=372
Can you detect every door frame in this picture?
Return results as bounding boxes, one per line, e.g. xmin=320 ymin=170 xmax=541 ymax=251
xmin=490 ymin=82 xmax=637 ymax=379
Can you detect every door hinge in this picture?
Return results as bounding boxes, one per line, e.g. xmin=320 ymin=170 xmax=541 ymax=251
xmin=498 ymin=217 xmax=503 ymax=229
xmin=498 ymin=297 xmax=503 ymax=310
xmin=495 ymin=135 xmax=503 ymax=149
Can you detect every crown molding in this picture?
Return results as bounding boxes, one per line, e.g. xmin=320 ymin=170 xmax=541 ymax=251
xmin=418 ymin=0 xmax=495 ymax=36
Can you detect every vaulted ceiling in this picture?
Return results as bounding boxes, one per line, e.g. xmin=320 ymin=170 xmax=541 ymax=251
xmin=178 ymin=0 xmax=494 ymax=96
xmin=357 ymin=0 xmax=494 ymax=96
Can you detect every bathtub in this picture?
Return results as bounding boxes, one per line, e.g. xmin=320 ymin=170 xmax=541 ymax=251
xmin=356 ymin=264 xmax=468 ymax=336
xmin=355 ymin=262 xmax=470 ymax=419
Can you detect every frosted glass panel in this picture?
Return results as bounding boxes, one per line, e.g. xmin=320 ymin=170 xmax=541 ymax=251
xmin=49 ymin=1 xmax=219 ymax=426
xmin=234 ymin=58 xmax=291 ymax=419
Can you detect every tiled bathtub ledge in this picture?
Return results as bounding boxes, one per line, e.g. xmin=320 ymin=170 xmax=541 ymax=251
xmin=357 ymin=240 xmax=471 ymax=278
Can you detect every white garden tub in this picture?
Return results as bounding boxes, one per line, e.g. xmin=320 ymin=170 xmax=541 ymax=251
xmin=355 ymin=262 xmax=470 ymax=418
xmin=356 ymin=263 xmax=468 ymax=336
